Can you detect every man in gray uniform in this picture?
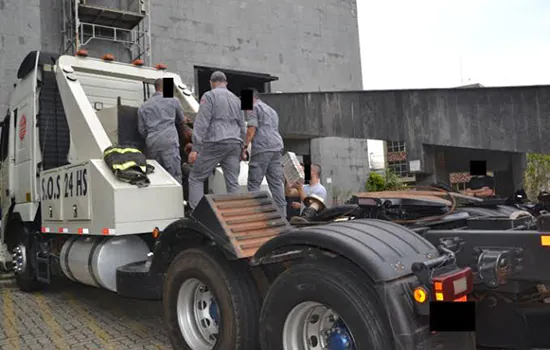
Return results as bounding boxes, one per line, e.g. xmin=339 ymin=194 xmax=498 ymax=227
xmin=245 ymin=89 xmax=286 ymax=216
xmin=138 ymin=78 xmax=187 ymax=184
xmin=188 ymin=71 xmax=246 ymax=210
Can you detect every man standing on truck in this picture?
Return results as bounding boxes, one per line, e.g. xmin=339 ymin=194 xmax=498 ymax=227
xmin=138 ymin=78 xmax=188 ymax=184
xmin=187 ymin=71 xmax=246 ymax=211
xmin=244 ymin=89 xmax=286 ymax=217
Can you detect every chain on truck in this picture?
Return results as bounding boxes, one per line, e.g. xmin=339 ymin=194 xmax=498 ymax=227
xmin=0 ymin=50 xmax=480 ymax=350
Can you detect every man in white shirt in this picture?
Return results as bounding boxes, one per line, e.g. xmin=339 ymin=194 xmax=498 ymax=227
xmin=291 ymin=163 xmax=327 ymax=211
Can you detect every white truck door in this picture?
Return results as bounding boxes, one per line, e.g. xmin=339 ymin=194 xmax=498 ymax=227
xmin=0 ymin=109 xmax=15 ymax=236
xmin=13 ymin=99 xmax=35 ymax=205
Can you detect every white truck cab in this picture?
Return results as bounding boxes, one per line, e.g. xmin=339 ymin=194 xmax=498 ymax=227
xmin=0 ymin=51 xmax=268 ymax=271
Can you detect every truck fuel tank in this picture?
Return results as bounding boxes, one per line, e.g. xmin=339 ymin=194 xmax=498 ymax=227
xmin=60 ymin=235 xmax=150 ymax=292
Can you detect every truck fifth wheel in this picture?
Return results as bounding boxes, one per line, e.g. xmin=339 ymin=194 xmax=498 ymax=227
xmin=0 ymin=51 xmax=476 ymax=350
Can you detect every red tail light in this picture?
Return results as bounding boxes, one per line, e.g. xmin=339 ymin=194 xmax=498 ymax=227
xmin=432 ymin=267 xmax=473 ymax=302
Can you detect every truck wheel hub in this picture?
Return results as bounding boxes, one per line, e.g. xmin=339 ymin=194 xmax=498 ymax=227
xmin=12 ymin=245 xmax=27 ymax=274
xmin=209 ymin=299 xmax=219 ymax=325
xmin=283 ymin=301 xmax=356 ymax=350
xmin=326 ymin=321 xmax=355 ymax=350
xmin=176 ymin=278 xmax=219 ymax=349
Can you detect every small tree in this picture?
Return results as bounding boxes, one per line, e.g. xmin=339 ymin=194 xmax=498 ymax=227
xmin=524 ymin=153 xmax=550 ymax=201
xmin=383 ymin=168 xmax=406 ymax=191
xmin=365 ymin=169 xmax=406 ymax=192
xmin=365 ymin=171 xmax=386 ymax=192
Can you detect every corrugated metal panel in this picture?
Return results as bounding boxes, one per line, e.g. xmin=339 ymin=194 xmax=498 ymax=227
xmin=210 ymin=192 xmax=291 ymax=258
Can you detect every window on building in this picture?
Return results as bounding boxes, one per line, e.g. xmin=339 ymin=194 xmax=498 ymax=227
xmin=387 ymin=141 xmax=406 ymax=153
xmin=388 ymin=159 xmax=408 ymax=178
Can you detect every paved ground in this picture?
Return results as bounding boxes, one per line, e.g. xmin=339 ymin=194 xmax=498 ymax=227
xmin=1 ymin=274 xmax=548 ymax=350
xmin=0 ymin=275 xmax=172 ymax=350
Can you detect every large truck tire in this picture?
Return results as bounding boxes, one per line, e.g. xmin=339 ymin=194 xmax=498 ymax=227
xmin=163 ymin=247 xmax=261 ymax=350
xmin=259 ymin=259 xmax=394 ymax=350
xmin=11 ymin=221 xmax=42 ymax=292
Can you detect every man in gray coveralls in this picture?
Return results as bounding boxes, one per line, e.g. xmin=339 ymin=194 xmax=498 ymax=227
xmin=245 ymin=89 xmax=286 ymax=217
xmin=188 ymin=71 xmax=246 ymax=211
xmin=138 ymin=78 xmax=187 ymax=184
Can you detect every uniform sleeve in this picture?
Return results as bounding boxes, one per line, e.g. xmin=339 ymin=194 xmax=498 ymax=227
xmin=192 ymin=93 xmax=214 ymax=152
xmin=174 ymin=99 xmax=185 ymax=125
xmin=247 ymin=105 xmax=259 ymax=128
xmin=137 ymin=107 xmax=146 ymax=139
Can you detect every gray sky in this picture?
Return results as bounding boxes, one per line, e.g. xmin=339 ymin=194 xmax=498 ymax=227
xmin=357 ymin=0 xmax=550 ymax=89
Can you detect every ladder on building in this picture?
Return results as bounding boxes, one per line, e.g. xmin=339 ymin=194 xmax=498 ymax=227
xmin=61 ymin=0 xmax=152 ymax=65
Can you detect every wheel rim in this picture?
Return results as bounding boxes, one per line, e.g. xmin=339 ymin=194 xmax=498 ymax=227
xmin=283 ymin=301 xmax=356 ymax=350
xmin=12 ymin=245 xmax=27 ymax=274
xmin=177 ymin=278 xmax=220 ymax=350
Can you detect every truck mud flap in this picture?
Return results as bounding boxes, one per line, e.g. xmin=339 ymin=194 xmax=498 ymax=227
xmin=377 ymin=275 xmax=476 ymax=350
xmin=191 ymin=191 xmax=291 ymax=258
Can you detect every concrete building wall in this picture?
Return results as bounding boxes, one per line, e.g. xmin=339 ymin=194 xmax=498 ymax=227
xmin=150 ymin=0 xmax=362 ymax=93
xmin=40 ymin=0 xmax=63 ymax=54
xmin=310 ymin=137 xmax=370 ymax=205
xmin=262 ymin=86 xmax=550 ymax=156
xmin=0 ymin=0 xmax=362 ymax=113
xmin=0 ymin=0 xmax=43 ymax=114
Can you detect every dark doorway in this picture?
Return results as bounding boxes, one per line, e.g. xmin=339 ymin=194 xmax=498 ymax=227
xmin=194 ymin=66 xmax=278 ymax=100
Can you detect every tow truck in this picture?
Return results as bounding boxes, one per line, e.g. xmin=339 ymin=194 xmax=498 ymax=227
xmin=0 ymin=51 xmax=477 ymax=350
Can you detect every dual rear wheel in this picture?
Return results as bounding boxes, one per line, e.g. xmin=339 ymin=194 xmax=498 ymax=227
xmin=163 ymin=248 xmax=392 ymax=350
xmin=260 ymin=259 xmax=393 ymax=350
xmin=163 ymin=247 xmax=261 ymax=350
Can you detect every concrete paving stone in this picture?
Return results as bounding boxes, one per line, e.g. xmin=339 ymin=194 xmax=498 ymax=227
xmin=0 ymin=278 xmax=172 ymax=349
xmin=27 ymin=345 xmax=47 ymax=350
xmin=69 ymin=345 xmax=88 ymax=350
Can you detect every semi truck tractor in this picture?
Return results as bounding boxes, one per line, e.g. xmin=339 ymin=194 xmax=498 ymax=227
xmin=0 ymin=51 xmax=476 ymax=350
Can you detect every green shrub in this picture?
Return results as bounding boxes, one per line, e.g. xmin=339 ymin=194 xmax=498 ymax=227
xmin=524 ymin=153 xmax=550 ymax=201
xmin=365 ymin=172 xmax=386 ymax=192
xmin=365 ymin=169 xmax=407 ymax=192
